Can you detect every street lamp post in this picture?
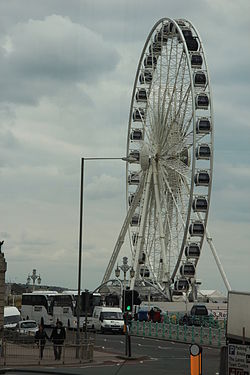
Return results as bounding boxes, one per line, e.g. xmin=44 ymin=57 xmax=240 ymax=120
xmin=76 ymin=156 xmax=135 ymax=347
xmin=27 ymin=269 xmax=41 ymax=292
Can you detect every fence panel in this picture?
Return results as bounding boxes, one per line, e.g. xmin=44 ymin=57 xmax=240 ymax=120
xmin=130 ymin=321 xmax=225 ymax=348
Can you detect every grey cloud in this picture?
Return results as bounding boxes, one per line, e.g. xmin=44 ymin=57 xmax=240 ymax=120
xmin=0 ymin=14 xmax=119 ymax=104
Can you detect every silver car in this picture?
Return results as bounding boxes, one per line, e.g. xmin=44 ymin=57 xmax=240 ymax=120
xmin=16 ymin=320 xmax=39 ymax=336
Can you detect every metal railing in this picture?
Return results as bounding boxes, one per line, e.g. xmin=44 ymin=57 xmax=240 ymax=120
xmin=130 ymin=320 xmax=226 ymax=347
xmin=0 ymin=337 xmax=94 ymax=366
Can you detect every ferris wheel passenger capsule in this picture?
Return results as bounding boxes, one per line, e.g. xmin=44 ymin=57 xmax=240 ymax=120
xmin=196 ymin=118 xmax=211 ymax=134
xmin=144 ymin=55 xmax=157 ymax=69
xmin=191 ymin=53 xmax=203 ymax=68
xmin=194 ymin=72 xmax=207 ymax=87
xmin=185 ymin=243 xmax=201 ymax=258
xmin=196 ymin=144 xmax=211 ymax=160
xmin=180 ymin=263 xmax=196 ymax=277
xmin=128 ymin=173 xmax=140 ymax=185
xmin=178 ymin=28 xmax=192 ymax=43
xmin=129 ymin=150 xmax=140 ymax=162
xmin=139 ymin=252 xmax=146 ymax=264
xmin=192 ymin=196 xmax=208 ymax=212
xmin=128 ymin=193 xmax=140 ymax=206
xmin=176 ymin=19 xmax=186 ymax=27
xmin=154 ymin=30 xmax=168 ymax=44
xmin=161 ymin=22 xmax=176 ymax=35
xmin=140 ymin=266 xmax=150 ymax=278
xmin=149 ymin=42 xmax=162 ymax=56
xmin=139 ymin=70 xmax=152 ymax=84
xmin=136 ymin=89 xmax=148 ymax=102
xmin=189 ymin=221 xmax=205 ymax=237
xmin=130 ymin=129 xmax=143 ymax=141
xmin=131 ymin=213 xmax=141 ymax=226
xmin=185 ymin=36 xmax=199 ymax=51
xmin=174 ymin=278 xmax=189 ymax=291
xmin=196 ymin=93 xmax=209 ymax=109
xmin=194 ymin=171 xmax=210 ymax=186
xmin=133 ymin=108 xmax=145 ymax=121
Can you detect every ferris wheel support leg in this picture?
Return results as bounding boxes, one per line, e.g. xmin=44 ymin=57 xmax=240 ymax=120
xmin=130 ymin=167 xmax=153 ymax=290
xmin=205 ymin=229 xmax=231 ymax=291
xmin=152 ymin=160 xmax=171 ymax=297
xmin=102 ymin=174 xmax=145 ymax=285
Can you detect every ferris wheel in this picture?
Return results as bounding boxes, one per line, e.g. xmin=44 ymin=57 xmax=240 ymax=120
xmin=102 ymin=18 xmax=231 ymax=299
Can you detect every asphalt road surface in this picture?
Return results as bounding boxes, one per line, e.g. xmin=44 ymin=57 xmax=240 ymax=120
xmin=94 ymin=333 xmax=221 ymax=375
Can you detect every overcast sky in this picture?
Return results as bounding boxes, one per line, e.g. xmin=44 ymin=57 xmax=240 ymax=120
xmin=0 ymin=0 xmax=249 ymax=294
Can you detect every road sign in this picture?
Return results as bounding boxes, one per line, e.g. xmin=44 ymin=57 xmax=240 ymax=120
xmin=228 ymin=343 xmax=250 ymax=375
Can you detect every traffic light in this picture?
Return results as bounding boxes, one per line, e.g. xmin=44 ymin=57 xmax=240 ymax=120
xmin=124 ymin=290 xmax=141 ymax=311
xmin=81 ymin=291 xmax=90 ymax=313
xmin=124 ymin=290 xmax=132 ymax=312
xmin=133 ymin=290 xmax=141 ymax=306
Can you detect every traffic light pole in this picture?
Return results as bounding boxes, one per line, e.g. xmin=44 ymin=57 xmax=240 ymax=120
xmin=124 ymin=314 xmax=131 ymax=358
xmin=84 ymin=290 xmax=89 ymax=340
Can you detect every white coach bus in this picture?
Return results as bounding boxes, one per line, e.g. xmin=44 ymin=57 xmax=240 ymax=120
xmin=52 ymin=291 xmax=102 ymax=329
xmin=21 ymin=291 xmax=58 ymax=326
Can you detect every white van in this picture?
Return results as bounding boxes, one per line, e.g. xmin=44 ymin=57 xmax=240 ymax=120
xmin=4 ymin=306 xmax=21 ymax=329
xmin=90 ymin=306 xmax=124 ymax=334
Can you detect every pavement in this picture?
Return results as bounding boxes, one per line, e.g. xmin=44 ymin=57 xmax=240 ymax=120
xmin=0 ymin=344 xmax=139 ymax=368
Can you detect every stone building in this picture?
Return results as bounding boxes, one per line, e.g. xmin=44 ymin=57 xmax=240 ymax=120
xmin=0 ymin=250 xmax=7 ymax=342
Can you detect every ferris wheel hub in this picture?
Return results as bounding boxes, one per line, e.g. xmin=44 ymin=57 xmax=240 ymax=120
xmin=140 ymin=143 xmax=150 ymax=171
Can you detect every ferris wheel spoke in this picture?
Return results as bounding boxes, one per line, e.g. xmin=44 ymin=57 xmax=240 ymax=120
xmin=160 ymin=52 xmax=185 ymax=142
xmin=152 ymin=160 xmax=169 ymax=281
xmin=162 ymin=159 xmax=191 ymax=181
xmin=160 ymin=84 xmax=191 ymax=157
xmin=160 ymin=36 xmax=174 ymax=119
xmin=160 ymin=164 xmax=187 ymax=229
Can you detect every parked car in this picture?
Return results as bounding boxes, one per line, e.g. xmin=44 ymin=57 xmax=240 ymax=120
xmin=4 ymin=306 xmax=21 ymax=329
xmin=179 ymin=304 xmax=218 ymax=327
xmin=15 ymin=320 xmax=39 ymax=336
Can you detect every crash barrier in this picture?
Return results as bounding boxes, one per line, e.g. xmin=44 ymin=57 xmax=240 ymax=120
xmin=130 ymin=320 xmax=226 ymax=348
xmin=0 ymin=339 xmax=94 ymax=366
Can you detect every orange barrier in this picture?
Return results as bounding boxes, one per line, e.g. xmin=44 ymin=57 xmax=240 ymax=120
xmin=190 ymin=344 xmax=202 ymax=375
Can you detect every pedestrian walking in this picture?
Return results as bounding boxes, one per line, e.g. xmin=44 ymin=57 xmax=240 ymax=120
xmin=50 ymin=320 xmax=66 ymax=360
xmin=35 ymin=324 xmax=49 ymax=360
xmin=148 ymin=307 xmax=155 ymax=322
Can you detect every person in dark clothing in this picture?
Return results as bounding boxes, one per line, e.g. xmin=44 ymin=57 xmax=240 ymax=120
xmin=50 ymin=320 xmax=66 ymax=360
xmin=35 ymin=324 xmax=49 ymax=359
xmin=148 ymin=308 xmax=155 ymax=322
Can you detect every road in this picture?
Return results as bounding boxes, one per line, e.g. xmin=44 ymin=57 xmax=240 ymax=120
xmin=94 ymin=333 xmax=221 ymax=374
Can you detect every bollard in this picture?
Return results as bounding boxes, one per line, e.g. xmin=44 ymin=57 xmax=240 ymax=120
xmin=192 ymin=325 xmax=195 ymax=343
xmin=200 ymin=325 xmax=203 ymax=344
xmin=162 ymin=322 xmax=165 ymax=338
xmin=155 ymin=322 xmax=158 ymax=337
xmin=149 ymin=321 xmax=152 ymax=337
xmin=137 ymin=320 xmax=139 ymax=335
xmin=184 ymin=324 xmax=187 ymax=342
xmin=209 ymin=326 xmax=212 ymax=345
xmin=218 ymin=327 xmax=221 ymax=347
xmin=169 ymin=321 xmax=172 ymax=340
xmin=190 ymin=344 xmax=202 ymax=375
xmin=176 ymin=323 xmax=179 ymax=341
xmin=143 ymin=321 xmax=145 ymax=336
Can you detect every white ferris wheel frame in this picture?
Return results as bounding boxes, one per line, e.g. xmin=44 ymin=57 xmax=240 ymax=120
xmin=102 ymin=18 xmax=231 ymax=297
